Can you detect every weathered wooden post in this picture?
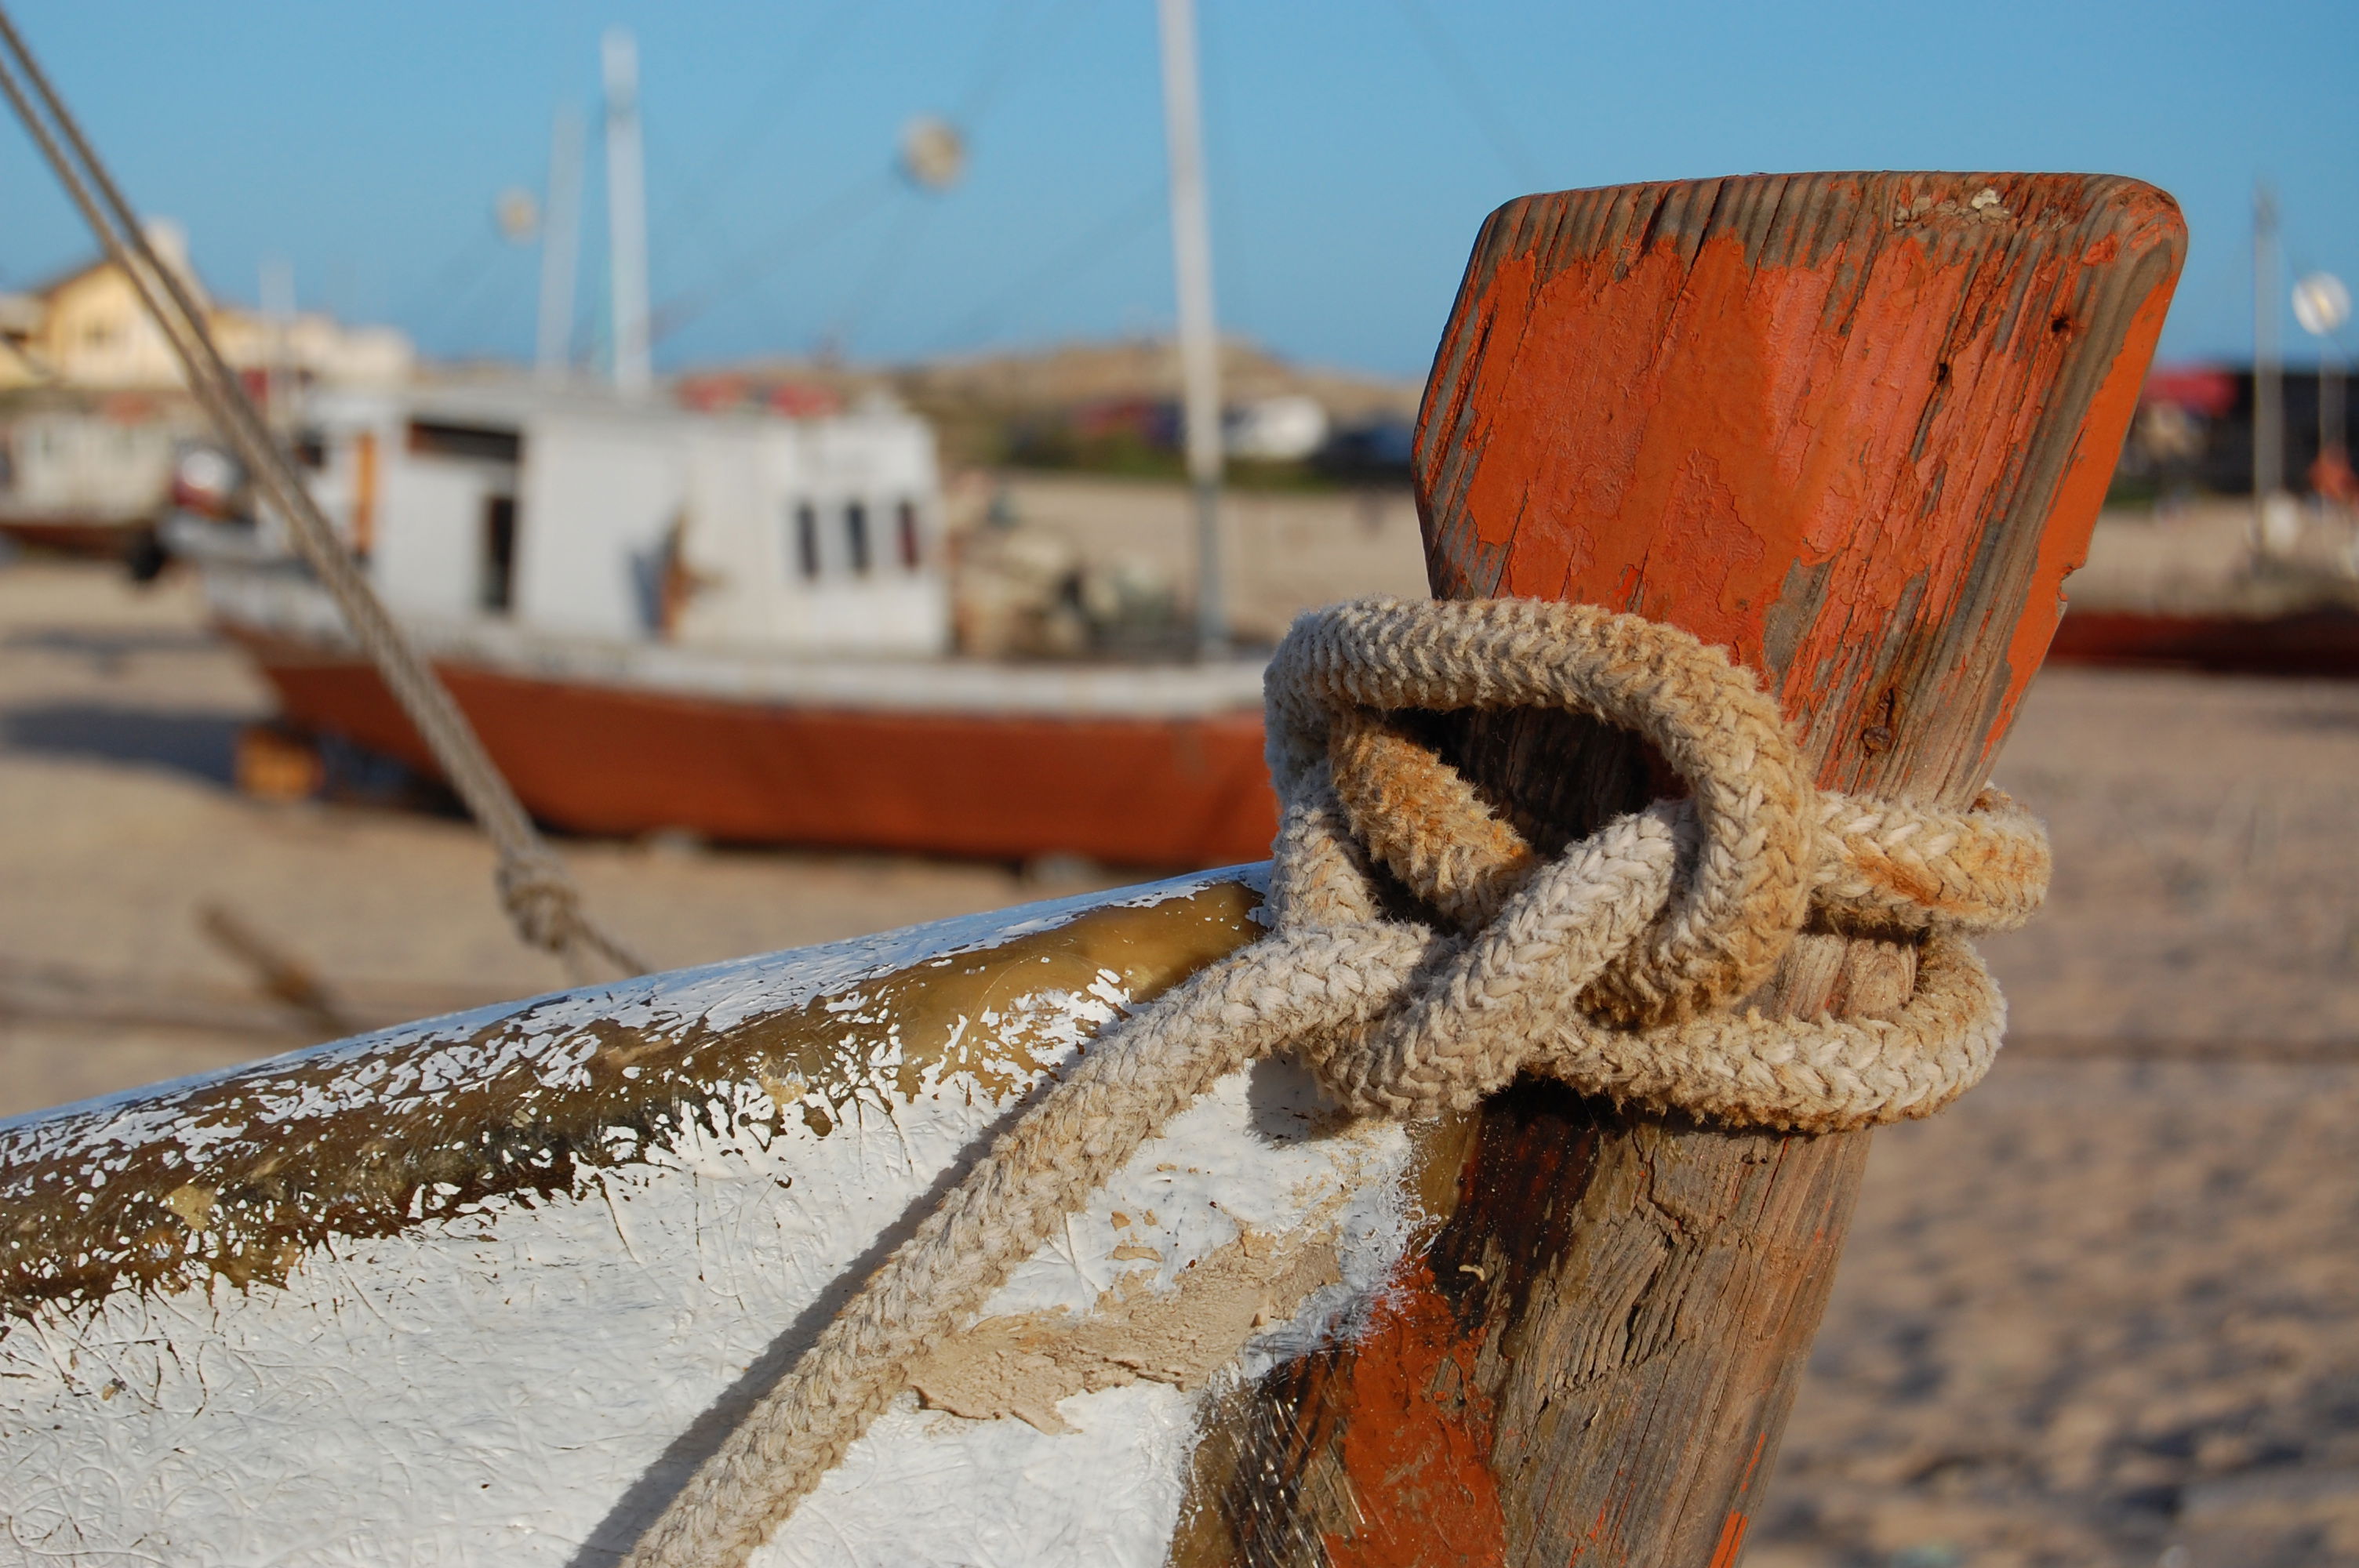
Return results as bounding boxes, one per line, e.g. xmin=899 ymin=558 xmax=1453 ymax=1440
xmin=1172 ymin=172 xmax=2183 ymax=1565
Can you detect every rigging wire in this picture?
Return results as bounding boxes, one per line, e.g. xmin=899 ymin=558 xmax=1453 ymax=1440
xmin=652 ymin=0 xmax=1095 ymax=358
xmin=1392 ymin=0 xmax=1548 ymax=191
xmin=921 ymin=181 xmax=1167 ymax=354
xmin=0 ymin=3 xmax=648 ymax=981
xmin=392 ymin=224 xmax=505 ymax=336
xmin=823 ymin=191 xmax=944 ymax=357
xmin=413 ymin=238 xmax=531 ymax=356
xmin=446 ymin=260 xmax=539 ymax=360
xmin=947 ymin=0 xmax=1059 ymax=130
xmin=647 ymin=169 xmax=899 ymax=348
xmin=650 ymin=0 xmax=871 ymax=265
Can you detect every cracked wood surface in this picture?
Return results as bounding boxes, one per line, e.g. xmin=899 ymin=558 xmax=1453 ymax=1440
xmin=1171 ymin=172 xmax=2183 ymax=1567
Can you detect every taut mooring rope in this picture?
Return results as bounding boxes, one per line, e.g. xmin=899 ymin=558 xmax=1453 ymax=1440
xmin=623 ymin=596 xmax=2049 ymax=1567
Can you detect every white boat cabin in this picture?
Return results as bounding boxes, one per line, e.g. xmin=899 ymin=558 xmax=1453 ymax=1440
xmin=282 ymin=384 xmax=950 ymax=658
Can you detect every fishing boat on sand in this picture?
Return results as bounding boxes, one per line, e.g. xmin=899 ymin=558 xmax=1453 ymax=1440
xmin=166 ymin=380 xmax=1277 ymax=867
xmin=158 ymin=16 xmax=1278 ymax=871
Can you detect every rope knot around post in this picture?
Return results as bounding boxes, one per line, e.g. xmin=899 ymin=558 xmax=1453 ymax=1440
xmin=1271 ymin=597 xmax=2048 ymax=1131
xmin=620 ymin=597 xmax=2053 ymax=1568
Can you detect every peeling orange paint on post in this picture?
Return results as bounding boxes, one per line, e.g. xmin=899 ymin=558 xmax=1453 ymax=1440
xmin=2000 ymin=271 xmax=2176 ymax=739
xmin=1320 ymin=1264 xmax=1507 ymax=1568
xmin=1448 ymin=214 xmax=2072 ymax=687
xmin=1419 ymin=172 xmax=2186 ymax=803
xmin=1703 ymin=1432 xmax=1772 ymax=1568
xmin=1706 ymin=1509 xmax=1750 ymax=1568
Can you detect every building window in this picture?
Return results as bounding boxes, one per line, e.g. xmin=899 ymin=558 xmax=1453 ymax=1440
xmin=792 ymin=502 xmax=820 ymax=579
xmin=845 ymin=501 xmax=870 ymax=575
xmin=896 ymin=499 xmax=921 ymax=570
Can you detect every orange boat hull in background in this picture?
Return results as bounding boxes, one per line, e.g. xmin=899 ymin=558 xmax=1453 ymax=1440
xmin=228 ymin=630 xmax=1281 ymax=869
xmin=2048 ymin=606 xmax=2359 ymax=677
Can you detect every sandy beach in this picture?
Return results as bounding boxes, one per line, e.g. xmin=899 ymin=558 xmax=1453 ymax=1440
xmin=3 ymin=539 xmax=2355 ymax=1567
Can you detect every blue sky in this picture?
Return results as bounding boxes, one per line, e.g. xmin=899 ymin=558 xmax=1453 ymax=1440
xmin=0 ymin=1 xmax=2350 ymax=380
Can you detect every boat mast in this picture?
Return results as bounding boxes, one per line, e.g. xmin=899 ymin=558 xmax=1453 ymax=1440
xmin=602 ymin=28 xmax=652 ymax=397
xmin=1156 ymin=0 xmax=1226 ymax=655
xmin=2254 ymin=180 xmax=2284 ymax=536
xmin=536 ymin=105 xmax=584 ymax=384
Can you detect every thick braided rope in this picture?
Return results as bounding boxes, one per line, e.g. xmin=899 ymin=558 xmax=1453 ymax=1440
xmin=620 ymin=598 xmax=2047 ymax=1568
xmin=1267 ymin=596 xmax=1819 ymax=1025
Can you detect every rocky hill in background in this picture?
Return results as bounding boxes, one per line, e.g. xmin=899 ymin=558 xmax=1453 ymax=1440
xmin=674 ymin=336 xmax=1423 ymax=486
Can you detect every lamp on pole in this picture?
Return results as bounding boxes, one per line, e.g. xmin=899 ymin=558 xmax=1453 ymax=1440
xmin=2293 ymin=270 xmax=2351 ymax=502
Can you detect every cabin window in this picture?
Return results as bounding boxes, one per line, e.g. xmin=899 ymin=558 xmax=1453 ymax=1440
xmin=792 ymin=502 xmax=820 ymax=580
xmin=896 ymin=499 xmax=921 ymax=570
xmin=409 ymin=420 xmax=522 ymax=463
xmin=480 ymin=496 xmax=518 ymax=613
xmin=845 ymin=501 xmax=871 ymax=575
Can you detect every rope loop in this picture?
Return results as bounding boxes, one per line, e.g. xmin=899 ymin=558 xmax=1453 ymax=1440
xmin=494 ymin=850 xmax=652 ymax=978
xmin=1270 ymin=597 xmax=1816 ymax=1024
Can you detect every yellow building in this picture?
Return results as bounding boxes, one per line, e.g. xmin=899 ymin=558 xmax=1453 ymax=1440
xmin=0 ymin=220 xmax=411 ymax=393
xmin=0 ymin=222 xmax=415 ymax=550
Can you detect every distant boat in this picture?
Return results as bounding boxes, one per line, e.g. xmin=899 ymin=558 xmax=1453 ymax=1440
xmin=2046 ymin=503 xmax=2359 ymax=677
xmin=0 ymin=388 xmax=196 ymax=558
xmin=167 ymin=381 xmax=1279 ymax=867
xmin=2049 ymin=602 xmax=2359 ymax=676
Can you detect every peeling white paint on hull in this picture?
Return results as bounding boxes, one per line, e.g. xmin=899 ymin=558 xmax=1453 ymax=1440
xmin=0 ymin=869 xmax=1422 ymax=1566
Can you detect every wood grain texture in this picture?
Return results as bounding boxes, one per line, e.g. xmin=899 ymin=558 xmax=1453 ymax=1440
xmin=1170 ymin=172 xmax=2183 ymax=1567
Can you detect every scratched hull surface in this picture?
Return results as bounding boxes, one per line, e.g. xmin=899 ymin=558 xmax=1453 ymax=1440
xmin=0 ymin=869 xmax=1422 ymax=1566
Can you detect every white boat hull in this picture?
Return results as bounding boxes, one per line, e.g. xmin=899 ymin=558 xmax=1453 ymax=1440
xmin=0 ymin=870 xmax=1423 ymax=1565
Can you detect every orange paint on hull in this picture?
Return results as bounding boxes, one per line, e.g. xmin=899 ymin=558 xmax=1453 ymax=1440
xmin=0 ymin=517 xmax=144 ymax=557
xmin=229 ymin=630 xmax=1280 ymax=868
xmin=2048 ymin=606 xmax=2359 ymax=677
